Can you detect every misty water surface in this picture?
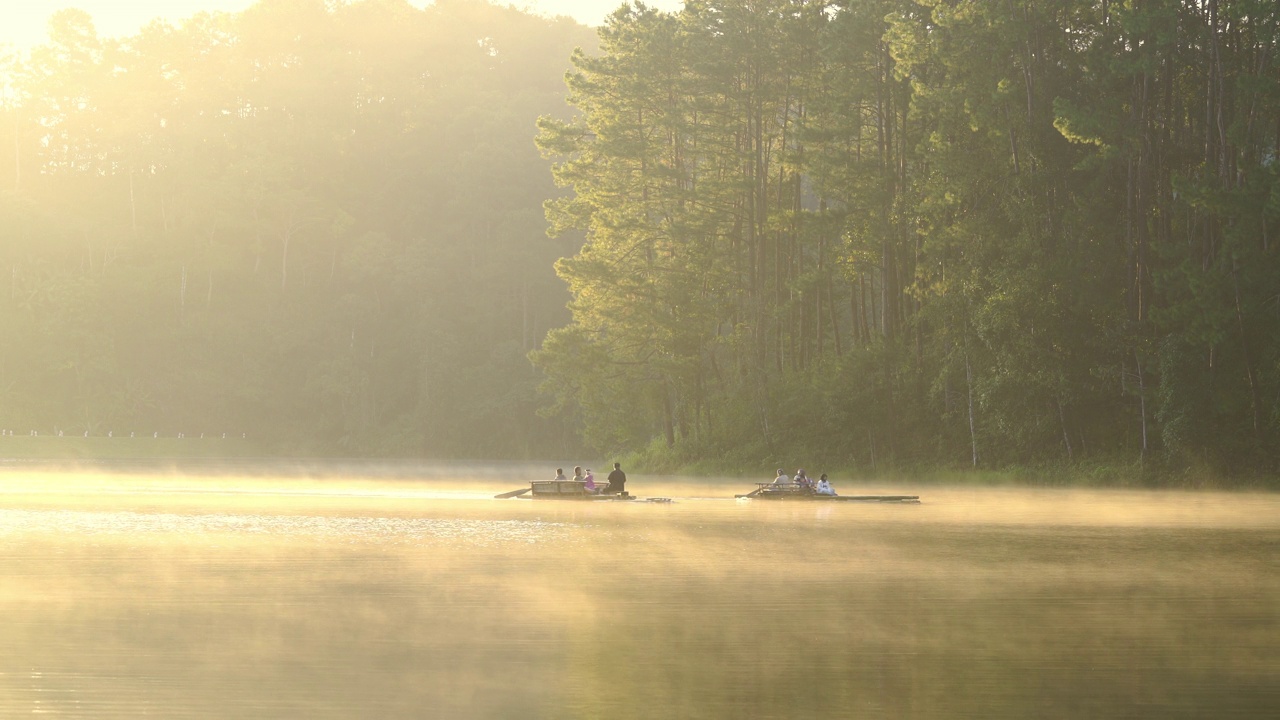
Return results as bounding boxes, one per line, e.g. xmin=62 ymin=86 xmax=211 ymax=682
xmin=1 ymin=466 xmax=1276 ymax=719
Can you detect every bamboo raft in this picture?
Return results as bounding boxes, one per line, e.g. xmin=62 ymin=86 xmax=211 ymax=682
xmin=736 ymin=483 xmax=919 ymax=503
xmin=495 ymin=480 xmax=671 ymax=502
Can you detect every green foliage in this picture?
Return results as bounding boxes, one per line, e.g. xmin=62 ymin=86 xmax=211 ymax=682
xmin=534 ymin=0 xmax=1280 ymax=482
xmin=5 ymin=0 xmax=1277 ymax=480
xmin=0 ymin=0 xmax=594 ymax=458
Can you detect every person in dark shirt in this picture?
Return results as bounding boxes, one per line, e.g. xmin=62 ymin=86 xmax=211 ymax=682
xmin=605 ymin=463 xmax=627 ymax=495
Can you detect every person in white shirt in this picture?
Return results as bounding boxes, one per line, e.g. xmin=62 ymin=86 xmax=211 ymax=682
xmin=771 ymin=468 xmax=791 ymax=485
xmin=815 ymin=473 xmax=837 ymax=496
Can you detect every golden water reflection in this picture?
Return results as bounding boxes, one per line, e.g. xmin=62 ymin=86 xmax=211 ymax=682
xmin=0 ymin=470 xmax=1276 ymax=718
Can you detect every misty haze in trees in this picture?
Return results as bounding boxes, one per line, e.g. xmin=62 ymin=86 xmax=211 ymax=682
xmin=534 ymin=0 xmax=1279 ymax=480
xmin=2 ymin=0 xmax=1277 ymax=480
xmin=0 ymin=0 xmax=594 ymax=457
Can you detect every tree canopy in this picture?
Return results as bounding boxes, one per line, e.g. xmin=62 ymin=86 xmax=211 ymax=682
xmin=534 ymin=0 xmax=1280 ymax=481
xmin=3 ymin=0 xmax=1276 ymax=481
xmin=0 ymin=0 xmax=595 ymax=457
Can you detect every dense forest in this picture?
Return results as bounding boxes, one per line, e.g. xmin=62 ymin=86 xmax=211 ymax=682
xmin=1 ymin=0 xmax=1277 ymax=481
xmin=0 ymin=0 xmax=594 ymax=457
xmin=534 ymin=0 xmax=1280 ymax=481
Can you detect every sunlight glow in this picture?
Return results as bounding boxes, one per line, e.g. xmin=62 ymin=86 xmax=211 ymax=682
xmin=2 ymin=1 xmax=256 ymax=51
xmin=0 ymin=0 xmax=685 ymax=52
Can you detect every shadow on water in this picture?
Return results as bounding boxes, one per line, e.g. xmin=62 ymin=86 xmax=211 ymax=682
xmin=0 ymin=466 xmax=1276 ymax=719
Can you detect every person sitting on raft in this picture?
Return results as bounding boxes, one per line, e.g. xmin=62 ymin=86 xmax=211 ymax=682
xmin=554 ymin=468 xmax=568 ymax=481
xmin=583 ymin=469 xmax=598 ymax=494
xmin=795 ymin=469 xmax=815 ymax=493
xmin=815 ymin=473 xmax=837 ymax=496
xmin=605 ymin=463 xmax=627 ymax=495
xmin=771 ymin=468 xmax=792 ymax=485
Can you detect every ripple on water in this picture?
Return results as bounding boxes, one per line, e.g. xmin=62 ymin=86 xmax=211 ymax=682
xmin=0 ymin=508 xmax=572 ymax=547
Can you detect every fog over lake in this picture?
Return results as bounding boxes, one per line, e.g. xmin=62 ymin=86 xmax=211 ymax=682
xmin=2 ymin=465 xmax=1277 ymax=718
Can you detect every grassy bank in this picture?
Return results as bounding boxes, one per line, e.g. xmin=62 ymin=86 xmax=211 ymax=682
xmin=3 ymin=434 xmax=1272 ymax=490
xmin=619 ymin=439 xmax=1278 ymax=491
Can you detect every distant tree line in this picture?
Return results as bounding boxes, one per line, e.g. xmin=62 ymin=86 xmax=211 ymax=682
xmin=0 ymin=0 xmax=595 ymax=457
xmin=534 ymin=0 xmax=1280 ymax=480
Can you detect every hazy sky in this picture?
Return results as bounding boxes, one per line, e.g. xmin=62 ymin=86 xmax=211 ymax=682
xmin=0 ymin=0 xmax=684 ymax=52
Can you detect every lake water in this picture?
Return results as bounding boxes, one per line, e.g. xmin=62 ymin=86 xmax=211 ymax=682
xmin=1 ymin=465 xmax=1277 ymax=718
